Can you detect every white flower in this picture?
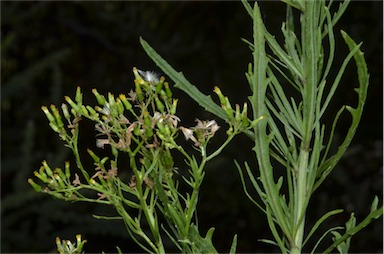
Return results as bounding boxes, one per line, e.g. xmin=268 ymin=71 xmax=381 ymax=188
xmin=180 ymin=126 xmax=200 ymax=146
xmin=137 ymin=69 xmax=160 ymax=84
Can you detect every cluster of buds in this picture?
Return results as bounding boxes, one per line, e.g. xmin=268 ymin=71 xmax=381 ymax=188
xmin=28 ymin=160 xmax=75 ymax=200
xmin=56 ymin=234 xmax=87 ymax=254
xmin=213 ymin=86 xmax=264 ymax=133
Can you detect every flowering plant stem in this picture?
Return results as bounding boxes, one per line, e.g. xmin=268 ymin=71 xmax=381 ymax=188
xmin=141 ymin=0 xmax=383 ymax=253
xmin=30 ymin=67 xmax=247 ymax=253
xmin=30 ymin=1 xmax=383 ymax=253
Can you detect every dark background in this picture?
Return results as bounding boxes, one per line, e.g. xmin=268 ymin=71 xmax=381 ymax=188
xmin=1 ymin=1 xmax=382 ymax=253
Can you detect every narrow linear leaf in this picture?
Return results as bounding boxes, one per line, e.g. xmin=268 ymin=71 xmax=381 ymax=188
xmin=303 ymin=209 xmax=343 ymax=246
xmin=229 ymin=234 xmax=237 ymax=254
xmin=316 ymin=31 xmax=369 ymax=186
xmin=140 ymin=38 xmax=227 ymax=121
xmin=323 ymin=206 xmax=383 ymax=254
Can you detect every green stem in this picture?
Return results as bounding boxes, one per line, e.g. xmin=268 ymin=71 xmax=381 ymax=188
xmin=292 ymin=149 xmax=309 ymax=253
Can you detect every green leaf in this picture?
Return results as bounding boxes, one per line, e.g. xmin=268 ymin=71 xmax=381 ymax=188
xmin=303 ymin=209 xmax=343 ymax=246
xmin=316 ymin=30 xmax=369 ymax=188
xmin=229 ymin=234 xmax=237 ymax=254
xmin=188 ymin=225 xmax=218 ymax=254
xmin=140 ymin=37 xmax=227 ymax=121
xmin=323 ymin=205 xmax=383 ymax=254
xmin=311 ymin=226 xmax=344 ymax=254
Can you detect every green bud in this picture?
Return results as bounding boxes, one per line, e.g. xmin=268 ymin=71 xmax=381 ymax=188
xmin=34 ymin=169 xmax=47 ymax=182
xmin=146 ymin=128 xmax=154 ymax=138
xmin=156 ymin=121 xmax=166 ymax=133
xmin=164 ymin=82 xmax=172 ymax=98
xmin=80 ymin=105 xmax=90 ymax=118
xmin=54 ymin=174 xmax=66 ymax=188
xmin=224 ymin=97 xmax=234 ymax=120
xmin=116 ymin=98 xmax=125 ymax=115
xmin=213 ymin=86 xmax=226 ymax=106
xmin=155 ymin=96 xmax=165 ymax=113
xmin=235 ymin=104 xmax=241 ymax=123
xmin=92 ymin=89 xmax=107 ymax=106
xmin=143 ymin=111 xmax=151 ymax=129
xmin=108 ymin=93 xmax=115 ymax=107
xmin=111 ymin=145 xmax=118 ymax=157
xmin=61 ymin=103 xmax=71 ymax=121
xmin=41 ymin=106 xmax=55 ymax=123
xmin=90 ymin=178 xmax=101 ymax=187
xmin=54 ymin=168 xmax=66 ymax=181
xmin=49 ymin=122 xmax=60 ymax=133
xmin=132 ymin=67 xmax=143 ymax=82
xmin=50 ymin=105 xmax=64 ymax=128
xmin=51 ymin=192 xmax=64 ymax=199
xmin=87 ymin=149 xmax=100 ymax=162
xmin=119 ymin=94 xmax=132 ymax=110
xmin=100 ymin=157 xmax=109 ymax=166
xmin=75 ymin=86 xmax=83 ymax=105
xmin=65 ymin=96 xmax=80 ymax=112
xmin=65 ymin=161 xmax=71 ymax=179
xmin=28 ymin=178 xmax=42 ymax=192
xmin=155 ymin=77 xmax=164 ymax=93
xmin=135 ymin=83 xmax=144 ymax=102
xmin=170 ymin=99 xmax=178 ymax=115
xmin=241 ymin=102 xmax=249 ymax=128
xmin=86 ymin=106 xmax=98 ymax=119
xmin=42 ymin=160 xmax=53 ymax=177
xmin=133 ymin=126 xmax=141 ymax=136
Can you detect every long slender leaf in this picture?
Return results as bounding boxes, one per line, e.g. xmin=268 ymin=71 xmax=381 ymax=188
xmin=323 ymin=206 xmax=383 ymax=254
xmin=140 ymin=38 xmax=227 ymax=121
xmin=229 ymin=234 xmax=238 ymax=254
xmin=303 ymin=209 xmax=343 ymax=246
xmin=316 ymin=30 xmax=369 ymax=187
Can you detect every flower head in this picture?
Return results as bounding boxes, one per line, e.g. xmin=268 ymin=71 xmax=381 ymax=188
xmin=137 ymin=69 xmax=160 ymax=84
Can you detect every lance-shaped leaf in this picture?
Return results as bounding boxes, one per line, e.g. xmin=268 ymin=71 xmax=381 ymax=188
xmin=140 ymin=37 xmax=227 ymax=121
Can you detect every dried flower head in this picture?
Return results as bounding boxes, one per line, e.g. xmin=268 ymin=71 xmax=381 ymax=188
xmin=137 ymin=69 xmax=160 ymax=84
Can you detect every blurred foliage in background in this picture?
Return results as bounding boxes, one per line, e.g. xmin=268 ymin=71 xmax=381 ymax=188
xmin=1 ymin=2 xmax=382 ymax=253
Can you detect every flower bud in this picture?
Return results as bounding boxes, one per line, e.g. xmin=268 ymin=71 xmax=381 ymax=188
xmin=65 ymin=96 xmax=80 ymax=112
xmin=87 ymin=149 xmax=100 ymax=162
xmin=92 ymin=89 xmax=107 ymax=106
xmin=54 ymin=174 xmax=66 ymax=188
xmin=65 ymin=161 xmax=71 ymax=179
xmin=235 ymin=104 xmax=241 ymax=123
xmin=135 ymin=83 xmax=144 ymax=102
xmin=155 ymin=96 xmax=165 ymax=113
xmin=111 ymin=145 xmax=118 ymax=157
xmin=108 ymin=93 xmax=116 ymax=107
xmin=164 ymin=82 xmax=172 ymax=98
xmin=41 ymin=106 xmax=55 ymax=123
xmin=115 ymin=98 xmax=125 ymax=115
xmin=34 ymin=169 xmax=47 ymax=182
xmin=119 ymin=94 xmax=132 ymax=110
xmin=155 ymin=77 xmax=164 ymax=93
xmin=42 ymin=160 xmax=53 ymax=177
xmin=213 ymin=86 xmax=226 ymax=106
xmin=28 ymin=178 xmax=42 ymax=192
xmin=170 ymin=99 xmax=178 ymax=115
xmin=61 ymin=103 xmax=71 ymax=121
xmin=50 ymin=105 xmax=64 ymax=128
xmin=224 ymin=97 xmax=234 ymax=120
xmin=86 ymin=106 xmax=98 ymax=119
xmin=80 ymin=105 xmax=90 ymax=118
xmin=241 ymin=102 xmax=249 ymax=128
xmin=75 ymin=86 xmax=83 ymax=105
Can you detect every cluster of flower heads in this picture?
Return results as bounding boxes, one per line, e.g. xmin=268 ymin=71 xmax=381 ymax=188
xmin=93 ymin=68 xmax=220 ymax=151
